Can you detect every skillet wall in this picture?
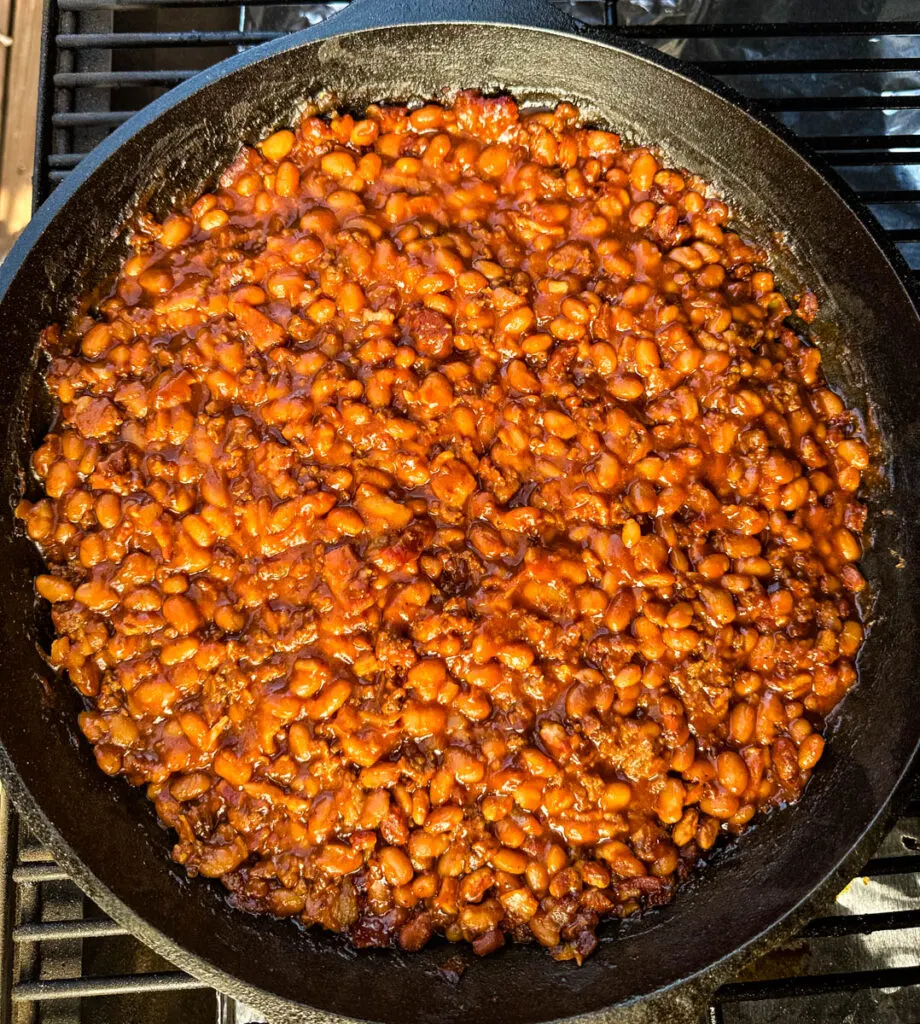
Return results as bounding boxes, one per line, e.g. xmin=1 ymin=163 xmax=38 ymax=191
xmin=0 ymin=19 xmax=918 ymax=1024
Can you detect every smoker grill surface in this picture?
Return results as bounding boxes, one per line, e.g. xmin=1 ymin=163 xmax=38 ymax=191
xmin=3 ymin=3 xmax=920 ymax=1023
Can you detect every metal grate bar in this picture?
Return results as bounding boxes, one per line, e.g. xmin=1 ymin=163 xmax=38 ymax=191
xmin=877 ymin=229 xmax=920 ymax=242
xmin=0 ymin=786 xmax=14 ymax=1023
xmin=822 ymin=153 xmax=920 ymax=167
xmin=761 ymin=96 xmax=920 ymax=112
xmin=59 ymin=0 xmax=313 ymax=7
xmin=615 ymin=22 xmax=920 ymax=39
xmin=603 ymin=0 xmax=615 ymax=29
xmin=55 ymin=28 xmax=920 ymax=54
xmin=11 ymin=972 xmax=207 ymax=1002
xmin=807 ymin=135 xmax=920 ymax=151
xmin=11 ymin=863 xmax=70 ymax=884
xmin=697 ymin=57 xmax=920 ymax=74
xmin=17 ymin=846 xmax=56 ymax=864
xmin=13 ymin=918 xmax=129 ymax=942
xmin=800 ymin=908 xmax=920 ymax=938
xmin=53 ymin=110 xmax=135 ymax=126
xmin=57 ymin=29 xmax=279 ymax=47
xmin=861 ymin=854 xmax=920 ymax=877
xmin=714 ymin=966 xmax=920 ymax=1004
xmin=860 ymin=190 xmax=920 ymax=203
xmin=48 ymin=153 xmax=86 ymax=167
xmin=55 ymin=69 xmax=197 ymax=86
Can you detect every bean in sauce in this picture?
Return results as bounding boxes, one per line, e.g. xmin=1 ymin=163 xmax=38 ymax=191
xmin=19 ymin=92 xmax=868 ymax=961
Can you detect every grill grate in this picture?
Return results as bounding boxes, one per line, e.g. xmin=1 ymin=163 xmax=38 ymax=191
xmin=6 ymin=2 xmax=920 ymax=1022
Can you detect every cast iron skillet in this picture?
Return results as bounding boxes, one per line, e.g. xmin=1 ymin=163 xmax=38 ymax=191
xmin=1 ymin=1 xmax=919 ymax=1021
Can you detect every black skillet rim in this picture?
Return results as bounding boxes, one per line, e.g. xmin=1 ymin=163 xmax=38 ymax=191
xmin=1 ymin=8 xmax=918 ymax=1022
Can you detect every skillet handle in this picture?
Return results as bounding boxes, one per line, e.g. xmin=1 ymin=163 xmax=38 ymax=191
xmin=320 ymin=0 xmax=582 ymax=36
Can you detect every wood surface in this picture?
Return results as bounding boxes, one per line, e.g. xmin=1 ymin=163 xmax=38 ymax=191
xmin=0 ymin=0 xmax=42 ymax=260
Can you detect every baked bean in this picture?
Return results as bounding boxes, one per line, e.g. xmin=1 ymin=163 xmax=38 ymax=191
xmin=317 ymin=844 xmax=363 ymax=876
xmin=729 ymin=702 xmax=756 ymax=745
xmin=160 ymin=215 xmax=193 ymax=249
xmin=74 ymin=581 xmax=118 ymax=611
xmin=199 ymin=209 xmax=229 ymax=232
xmin=45 ymin=461 xmax=76 ymax=498
xmin=214 ymin=749 xmax=252 ymax=786
xmin=25 ymin=91 xmax=867 ymax=964
xmin=308 ymin=680 xmax=353 ymax=721
xmin=716 ymin=752 xmax=750 ymax=796
xmin=402 ymin=702 xmax=447 ymax=738
xmin=162 ymin=594 xmax=200 ymax=635
xmin=798 ymin=733 xmax=825 ymax=770
xmin=656 ymin=778 xmax=686 ymax=824
xmin=260 ymin=129 xmax=295 ymax=162
xmin=630 ymin=152 xmax=658 ymax=191
xmin=81 ymin=323 xmax=113 ymax=359
xmin=322 ymin=150 xmax=357 ymax=178
xmin=380 ymin=846 xmax=414 ymax=887
xmin=834 ymin=528 xmax=861 ymax=563
xmin=492 ymin=848 xmax=529 ymax=874
xmin=700 ymin=788 xmax=740 ymax=819
xmin=36 ymin=574 xmax=74 ymax=603
xmin=274 ymin=160 xmax=300 ymax=197
xmin=94 ymin=492 xmax=121 ymax=529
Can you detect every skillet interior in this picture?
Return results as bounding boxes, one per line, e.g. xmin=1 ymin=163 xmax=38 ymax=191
xmin=0 ymin=13 xmax=919 ymax=1024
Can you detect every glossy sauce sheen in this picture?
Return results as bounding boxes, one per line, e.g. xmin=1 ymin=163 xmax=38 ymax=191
xmin=19 ymin=93 xmax=868 ymax=961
